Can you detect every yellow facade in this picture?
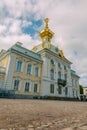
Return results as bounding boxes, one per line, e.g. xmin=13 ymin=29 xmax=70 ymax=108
xmin=12 ymin=53 xmax=42 ymax=96
xmin=0 ymin=55 xmax=9 ymax=68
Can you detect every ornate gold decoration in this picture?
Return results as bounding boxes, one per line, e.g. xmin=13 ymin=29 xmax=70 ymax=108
xmin=59 ymin=50 xmax=64 ymax=57
xmin=32 ymin=46 xmax=37 ymax=51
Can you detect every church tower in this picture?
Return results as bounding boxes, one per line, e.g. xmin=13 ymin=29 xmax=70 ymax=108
xmin=39 ymin=18 xmax=54 ymax=49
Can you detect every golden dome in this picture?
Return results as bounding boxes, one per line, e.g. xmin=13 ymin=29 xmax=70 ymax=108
xmin=40 ymin=18 xmax=54 ymax=39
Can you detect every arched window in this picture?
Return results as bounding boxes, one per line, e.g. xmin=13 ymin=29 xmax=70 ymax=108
xmin=27 ymin=64 xmax=32 ymax=75
xmin=16 ymin=60 xmax=22 ymax=72
xmin=50 ymin=69 xmax=54 ymax=80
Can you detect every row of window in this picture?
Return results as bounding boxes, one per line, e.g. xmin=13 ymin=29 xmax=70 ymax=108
xmin=14 ymin=79 xmax=38 ymax=93
xmin=50 ymin=59 xmax=67 ymax=70
xmin=14 ymin=80 xmax=68 ymax=95
xmin=50 ymin=84 xmax=68 ymax=95
xmin=16 ymin=60 xmax=39 ymax=77
xmin=50 ymin=69 xmax=67 ymax=81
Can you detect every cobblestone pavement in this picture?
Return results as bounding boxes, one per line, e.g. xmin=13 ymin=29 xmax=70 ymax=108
xmin=0 ymin=99 xmax=87 ymax=130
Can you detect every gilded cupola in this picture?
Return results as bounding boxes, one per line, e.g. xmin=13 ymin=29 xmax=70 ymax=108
xmin=39 ymin=18 xmax=54 ymax=49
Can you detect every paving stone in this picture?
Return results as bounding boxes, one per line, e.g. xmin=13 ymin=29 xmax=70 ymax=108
xmin=62 ymin=127 xmax=73 ymax=130
xmin=28 ymin=128 xmax=35 ymax=130
xmin=0 ymin=129 xmax=7 ymax=130
xmin=19 ymin=127 xmax=26 ymax=130
xmin=79 ymin=126 xmax=87 ymax=130
xmin=28 ymin=124 xmax=34 ymax=128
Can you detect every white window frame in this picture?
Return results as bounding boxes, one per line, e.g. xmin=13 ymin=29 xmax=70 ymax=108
xmin=16 ymin=59 xmax=24 ymax=72
xmin=13 ymin=77 xmax=21 ymax=91
xmin=58 ymin=71 xmax=61 ymax=79
xmin=34 ymin=82 xmax=39 ymax=93
xmin=26 ymin=63 xmax=33 ymax=75
xmin=24 ymin=80 xmax=31 ymax=92
xmin=34 ymin=65 xmax=40 ymax=77
xmin=50 ymin=84 xmax=54 ymax=94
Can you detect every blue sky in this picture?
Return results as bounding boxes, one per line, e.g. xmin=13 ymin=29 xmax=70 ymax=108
xmin=0 ymin=0 xmax=87 ymax=86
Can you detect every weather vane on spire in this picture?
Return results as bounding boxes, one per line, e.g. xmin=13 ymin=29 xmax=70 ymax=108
xmin=44 ymin=18 xmax=49 ymax=28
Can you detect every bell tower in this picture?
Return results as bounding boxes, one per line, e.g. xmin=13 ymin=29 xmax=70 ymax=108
xmin=39 ymin=18 xmax=54 ymax=49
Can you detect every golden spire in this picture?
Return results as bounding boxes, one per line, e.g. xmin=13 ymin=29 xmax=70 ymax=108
xmin=44 ymin=18 xmax=49 ymax=29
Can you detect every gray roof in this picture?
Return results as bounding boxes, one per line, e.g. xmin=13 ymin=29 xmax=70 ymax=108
xmin=71 ymin=70 xmax=80 ymax=78
xmin=10 ymin=43 xmax=43 ymax=63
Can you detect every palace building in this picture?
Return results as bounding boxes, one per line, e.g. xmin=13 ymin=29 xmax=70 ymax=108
xmin=0 ymin=18 xmax=80 ymax=99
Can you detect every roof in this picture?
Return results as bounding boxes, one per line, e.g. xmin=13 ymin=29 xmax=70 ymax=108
xmin=32 ymin=43 xmax=72 ymax=64
xmin=9 ymin=42 xmax=43 ymax=63
xmin=71 ymin=70 xmax=80 ymax=78
xmin=32 ymin=44 xmax=60 ymax=54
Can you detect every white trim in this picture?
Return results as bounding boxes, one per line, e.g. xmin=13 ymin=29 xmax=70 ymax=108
xmin=24 ymin=79 xmax=31 ymax=92
xmin=13 ymin=77 xmax=22 ymax=91
xmin=34 ymin=65 xmax=40 ymax=77
xmin=16 ymin=59 xmax=24 ymax=73
xmin=26 ymin=62 xmax=33 ymax=75
xmin=34 ymin=81 xmax=39 ymax=93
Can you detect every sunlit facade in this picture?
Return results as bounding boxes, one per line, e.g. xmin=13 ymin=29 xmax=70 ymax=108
xmin=0 ymin=18 xmax=80 ymax=99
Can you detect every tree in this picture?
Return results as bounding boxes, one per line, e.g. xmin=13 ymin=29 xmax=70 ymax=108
xmin=79 ymin=85 xmax=83 ymax=94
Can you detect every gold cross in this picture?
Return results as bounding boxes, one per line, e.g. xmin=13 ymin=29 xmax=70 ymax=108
xmin=44 ymin=18 xmax=49 ymax=28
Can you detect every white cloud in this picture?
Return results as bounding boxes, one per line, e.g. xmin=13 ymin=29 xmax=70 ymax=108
xmin=0 ymin=25 xmax=7 ymax=34
xmin=0 ymin=0 xmax=87 ymax=86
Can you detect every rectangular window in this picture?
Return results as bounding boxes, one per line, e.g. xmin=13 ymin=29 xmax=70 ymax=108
xmin=65 ymin=87 xmax=68 ymax=95
xmin=50 ymin=69 xmax=54 ymax=80
xmin=64 ymin=74 xmax=67 ymax=81
xmin=64 ymin=65 xmax=66 ymax=70
xmin=72 ymin=79 xmax=73 ymax=86
xmin=25 ymin=82 xmax=30 ymax=92
xmin=50 ymin=84 xmax=54 ymax=93
xmin=0 ymin=78 xmax=2 ymax=87
xmin=35 ymin=67 xmax=39 ymax=77
xmin=58 ymin=72 xmax=61 ymax=79
xmin=58 ymin=86 xmax=62 ymax=94
xmin=58 ymin=62 xmax=61 ymax=68
xmin=27 ymin=64 xmax=32 ymax=75
xmin=14 ymin=80 xmax=20 ymax=91
xmin=34 ymin=83 xmax=38 ymax=93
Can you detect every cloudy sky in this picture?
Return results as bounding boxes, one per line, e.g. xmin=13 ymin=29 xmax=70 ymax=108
xmin=0 ymin=0 xmax=87 ymax=86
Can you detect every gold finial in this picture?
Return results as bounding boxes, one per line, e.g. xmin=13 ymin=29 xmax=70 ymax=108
xmin=44 ymin=18 xmax=49 ymax=28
